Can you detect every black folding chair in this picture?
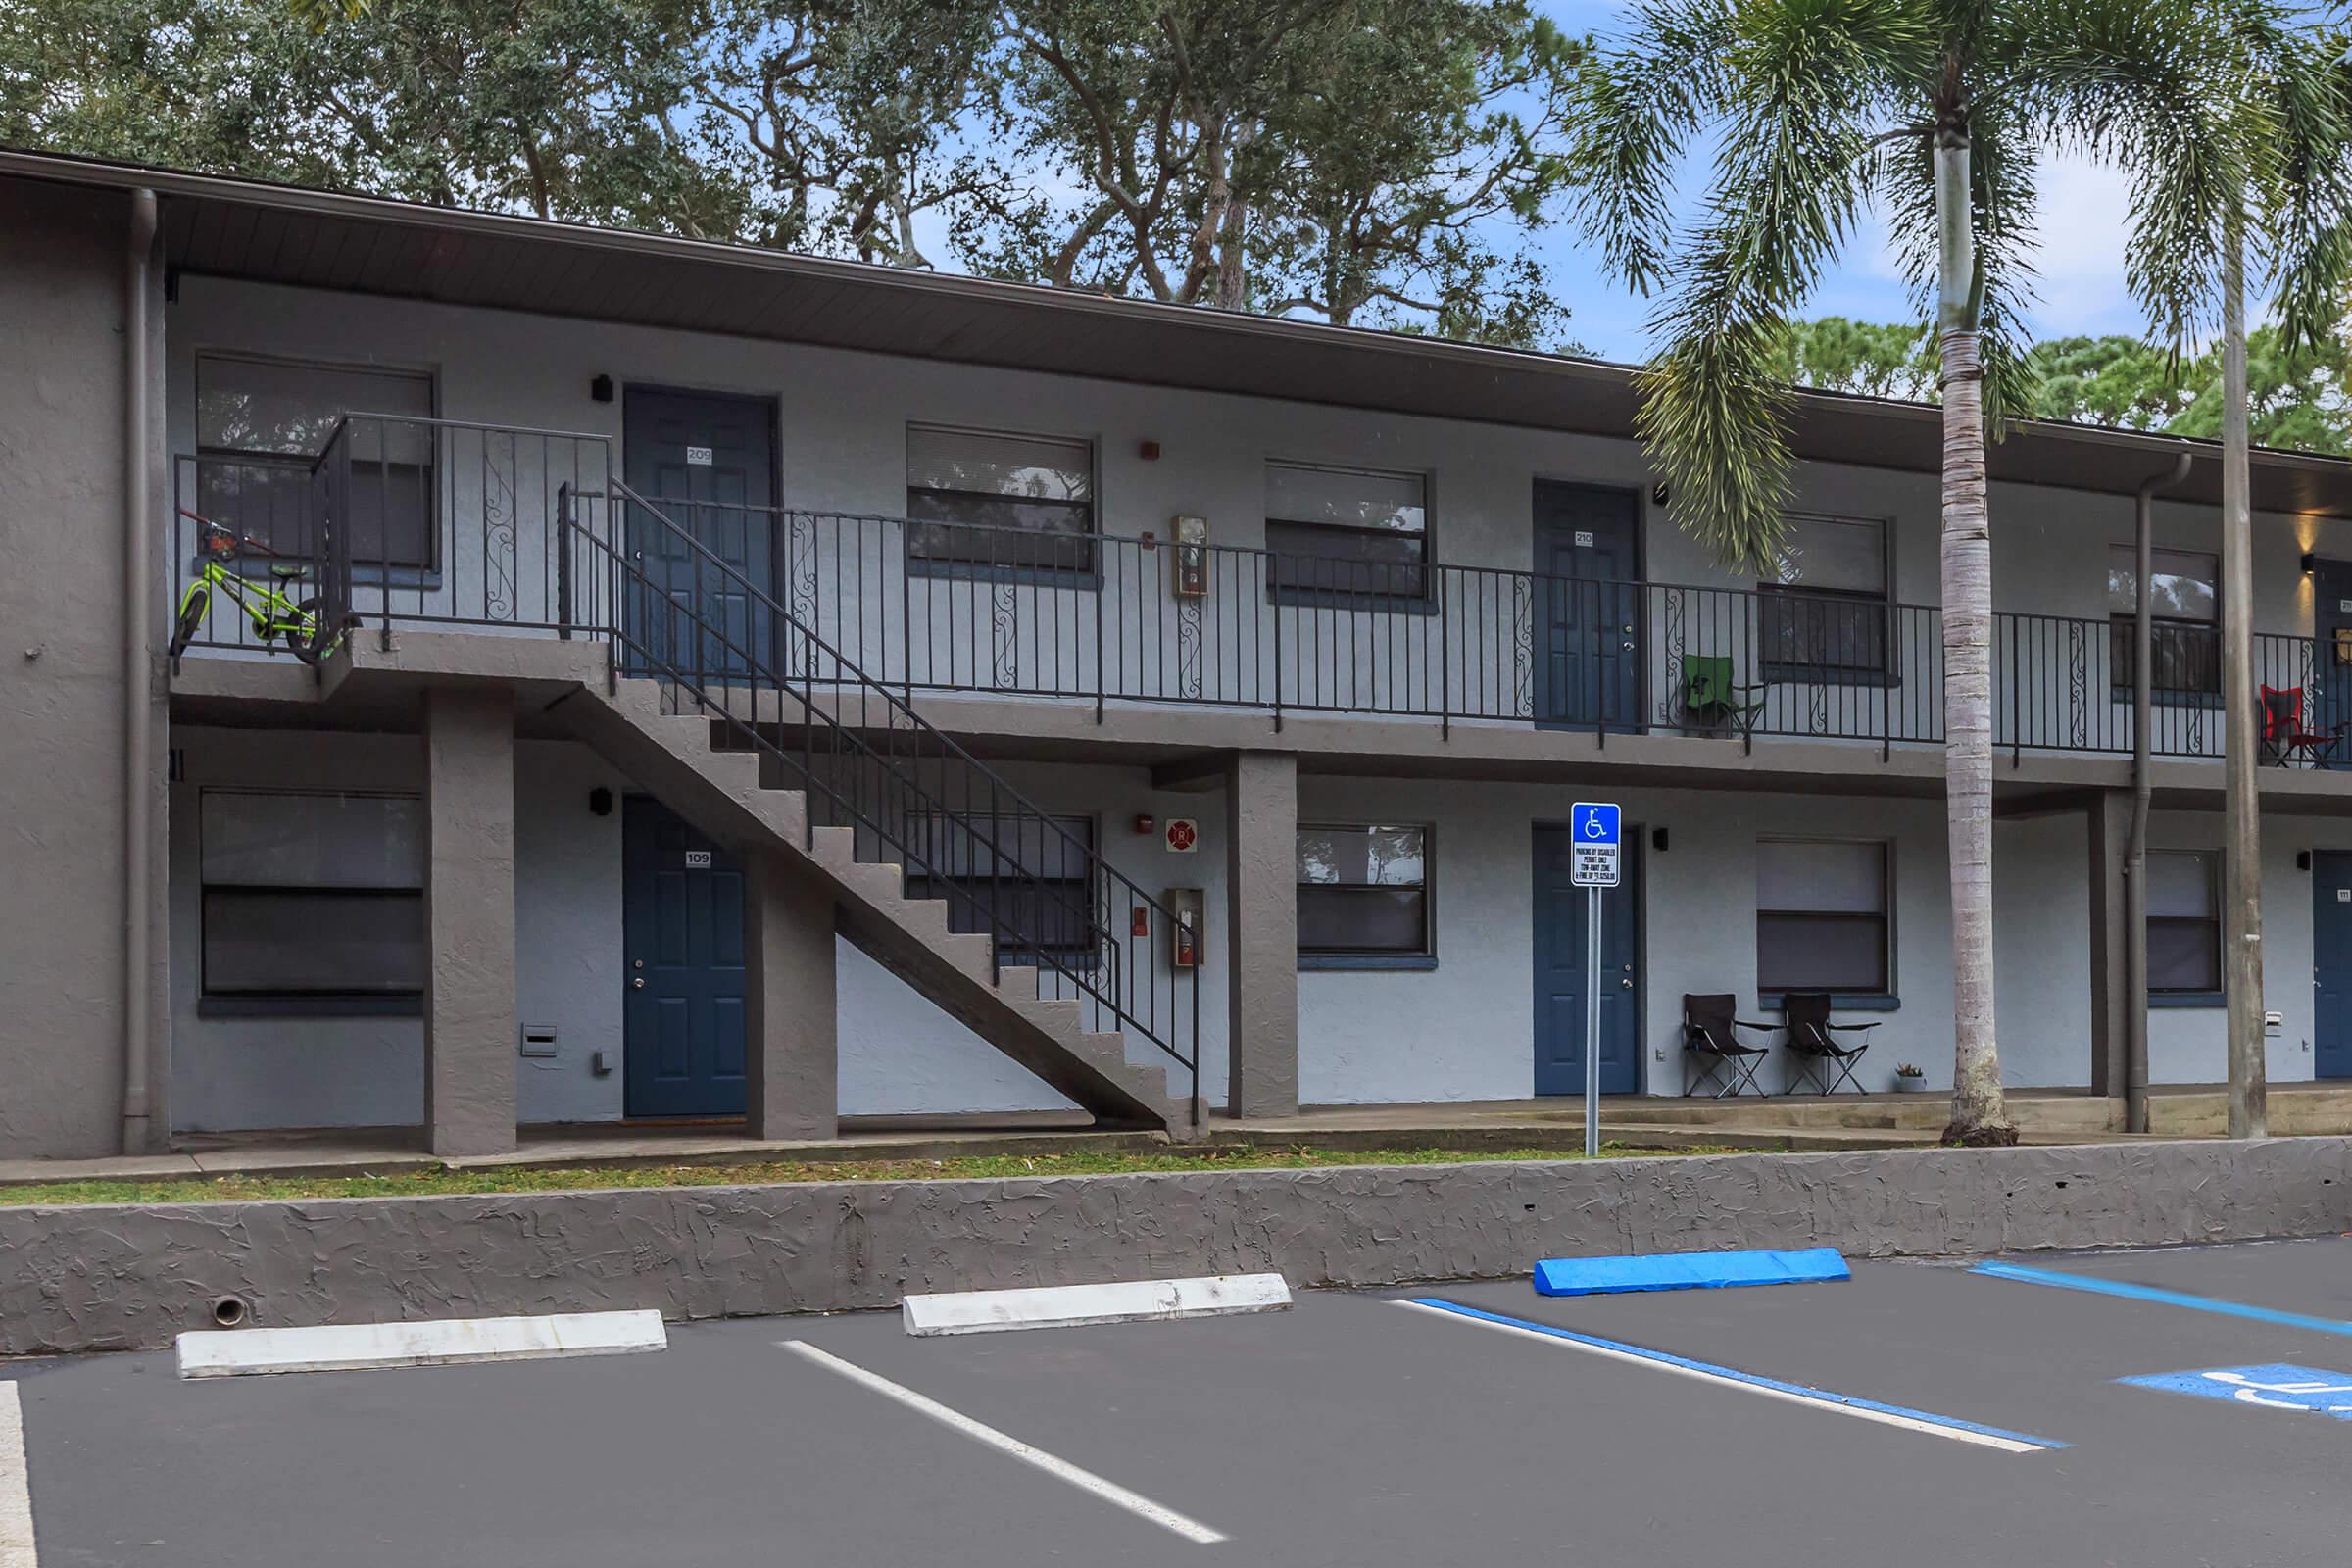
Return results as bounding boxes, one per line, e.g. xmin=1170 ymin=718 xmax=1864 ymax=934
xmin=1781 ymin=992 xmax=1878 ymax=1095
xmin=1683 ymin=993 xmax=1774 ymax=1097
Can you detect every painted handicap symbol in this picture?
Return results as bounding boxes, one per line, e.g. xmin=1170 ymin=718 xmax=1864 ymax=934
xmin=2122 ymin=1363 xmax=2352 ymax=1419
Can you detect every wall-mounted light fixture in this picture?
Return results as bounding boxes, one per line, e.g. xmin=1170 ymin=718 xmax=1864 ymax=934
xmin=590 ymin=374 xmax=614 ymax=404
xmin=588 ymin=787 xmax=613 ymax=816
xmin=2301 ymin=552 xmax=2318 ymax=575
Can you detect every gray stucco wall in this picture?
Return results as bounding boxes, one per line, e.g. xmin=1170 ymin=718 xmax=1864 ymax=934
xmin=172 ymin=718 xmax=2342 ymax=1130
xmin=161 ymin=272 xmax=2351 ymax=751
xmin=146 ymin=271 xmax=2352 ymax=1127
xmin=1294 ymin=777 xmax=2101 ymax=1103
xmin=5 ymin=1137 xmax=2345 ymax=1354
xmin=0 ymin=179 xmax=169 ymax=1158
xmin=168 ymin=732 xmax=1222 ymax=1128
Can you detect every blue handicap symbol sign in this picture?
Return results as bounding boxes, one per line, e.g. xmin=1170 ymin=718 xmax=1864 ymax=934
xmin=1572 ymin=803 xmax=1620 ymax=846
xmin=2122 ymin=1364 xmax=2352 ymax=1419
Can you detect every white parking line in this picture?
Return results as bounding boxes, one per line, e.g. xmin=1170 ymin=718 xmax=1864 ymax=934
xmin=779 ymin=1341 xmax=1227 ymax=1544
xmin=0 ymin=1383 xmax=38 ymax=1568
xmin=1397 ymin=1300 xmax=2063 ymax=1453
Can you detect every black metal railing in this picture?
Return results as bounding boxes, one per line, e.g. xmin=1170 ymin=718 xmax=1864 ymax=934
xmin=170 ymin=429 xmax=2348 ymax=772
xmin=172 ymin=415 xmax=615 ymax=656
xmin=627 ymin=500 xmax=2352 ymax=765
xmin=570 ymin=481 xmax=1201 ymax=1125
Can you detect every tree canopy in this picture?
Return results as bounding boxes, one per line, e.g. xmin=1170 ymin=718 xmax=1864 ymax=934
xmin=1769 ymin=315 xmax=2352 ymax=458
xmin=0 ymin=0 xmax=1588 ymax=347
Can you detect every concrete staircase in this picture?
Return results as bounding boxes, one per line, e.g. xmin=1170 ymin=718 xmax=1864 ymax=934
xmin=556 ymin=673 xmax=1193 ymax=1133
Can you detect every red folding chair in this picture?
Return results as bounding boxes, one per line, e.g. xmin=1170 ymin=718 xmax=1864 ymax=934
xmin=2260 ymin=685 xmax=2346 ymax=766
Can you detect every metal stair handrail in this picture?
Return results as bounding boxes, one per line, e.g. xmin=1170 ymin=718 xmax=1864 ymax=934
xmin=569 ymin=480 xmax=1201 ymax=1124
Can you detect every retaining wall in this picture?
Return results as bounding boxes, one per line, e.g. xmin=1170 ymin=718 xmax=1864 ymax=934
xmin=7 ymin=1138 xmax=2349 ymax=1354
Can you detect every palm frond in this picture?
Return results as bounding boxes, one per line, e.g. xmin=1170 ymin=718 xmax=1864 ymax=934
xmin=1635 ymin=0 xmax=1937 ymax=569
xmin=1566 ymin=0 xmax=1739 ymax=294
xmin=2246 ymin=15 xmax=2352 ymax=356
xmin=1995 ymin=0 xmax=2256 ymax=357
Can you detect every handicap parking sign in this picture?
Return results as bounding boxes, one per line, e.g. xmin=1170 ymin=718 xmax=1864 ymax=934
xmin=2122 ymin=1364 xmax=2352 ymax=1418
xmin=1570 ymin=803 xmax=1620 ymax=888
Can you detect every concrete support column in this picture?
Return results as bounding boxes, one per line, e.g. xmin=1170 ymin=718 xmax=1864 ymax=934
xmin=1225 ymin=751 xmax=1298 ymax=1117
xmin=2085 ymin=790 xmax=2131 ymax=1099
xmin=422 ymin=688 xmax=517 ymax=1157
xmin=745 ymin=850 xmax=838 ymax=1141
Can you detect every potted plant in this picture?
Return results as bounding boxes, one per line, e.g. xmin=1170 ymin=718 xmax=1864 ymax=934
xmin=1891 ymin=1063 xmax=1927 ymax=1093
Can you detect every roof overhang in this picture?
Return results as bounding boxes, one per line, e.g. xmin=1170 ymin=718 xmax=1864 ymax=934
xmin=8 ymin=145 xmax=2348 ymax=517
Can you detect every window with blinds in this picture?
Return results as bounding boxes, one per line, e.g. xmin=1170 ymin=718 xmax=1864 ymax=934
xmin=1756 ymin=838 xmax=1889 ymax=995
xmin=199 ymin=790 xmax=426 ymax=1000
xmin=1264 ymin=461 xmax=1431 ymax=600
xmin=906 ymin=424 xmax=1096 ymax=574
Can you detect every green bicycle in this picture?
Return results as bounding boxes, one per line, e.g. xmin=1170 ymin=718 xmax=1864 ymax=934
xmin=169 ymin=509 xmax=340 ymax=667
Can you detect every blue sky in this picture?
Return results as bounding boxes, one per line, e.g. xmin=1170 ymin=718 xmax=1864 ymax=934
xmin=1540 ymin=0 xmax=2148 ymax=363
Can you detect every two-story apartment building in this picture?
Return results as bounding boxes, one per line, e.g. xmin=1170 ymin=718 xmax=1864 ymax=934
xmin=12 ymin=147 xmax=2352 ymax=1162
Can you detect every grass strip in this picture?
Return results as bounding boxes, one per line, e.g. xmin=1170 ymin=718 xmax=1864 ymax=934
xmin=0 ymin=1141 xmax=1728 ymax=1207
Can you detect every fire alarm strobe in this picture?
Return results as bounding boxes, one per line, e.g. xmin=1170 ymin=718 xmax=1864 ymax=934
xmin=1165 ymin=818 xmax=1200 ymax=854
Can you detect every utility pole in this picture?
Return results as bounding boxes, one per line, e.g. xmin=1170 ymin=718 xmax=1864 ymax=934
xmin=2221 ymin=213 xmax=2266 ymax=1140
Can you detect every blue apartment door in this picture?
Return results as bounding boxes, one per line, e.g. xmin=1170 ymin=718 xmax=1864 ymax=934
xmin=622 ymin=796 xmax=749 ymax=1117
xmin=1533 ymin=483 xmax=1642 ymax=728
xmin=621 ymin=387 xmax=776 ymax=679
xmin=1532 ymin=823 xmax=1641 ymax=1095
xmin=2316 ymin=852 xmax=2352 ymax=1081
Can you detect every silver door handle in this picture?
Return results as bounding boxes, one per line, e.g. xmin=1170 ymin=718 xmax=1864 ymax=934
xmin=1621 ymin=641 xmax=1636 ymax=652
xmin=1621 ymin=977 xmax=1635 ymax=988
xmin=631 ymin=977 xmax=645 ymax=989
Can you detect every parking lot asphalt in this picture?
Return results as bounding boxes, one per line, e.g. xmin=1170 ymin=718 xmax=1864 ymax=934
xmin=14 ymin=1237 xmax=2352 ymax=1567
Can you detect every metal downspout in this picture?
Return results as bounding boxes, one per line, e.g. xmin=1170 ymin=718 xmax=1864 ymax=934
xmin=2129 ymin=450 xmax=2194 ymax=1134
xmin=121 ymin=187 xmax=157 ymax=1154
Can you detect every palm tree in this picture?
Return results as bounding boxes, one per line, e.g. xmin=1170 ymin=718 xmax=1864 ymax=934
xmin=1570 ymin=0 xmax=2255 ymax=1144
xmin=2194 ymin=7 xmax=2352 ymax=1139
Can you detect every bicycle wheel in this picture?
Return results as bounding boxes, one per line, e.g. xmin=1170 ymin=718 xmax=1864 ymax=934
xmin=168 ymin=588 xmax=208 ymax=661
xmin=283 ymin=597 xmax=324 ymax=666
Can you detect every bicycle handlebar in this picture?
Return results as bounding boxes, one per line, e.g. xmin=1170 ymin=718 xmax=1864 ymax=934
xmin=178 ymin=508 xmax=281 ymax=559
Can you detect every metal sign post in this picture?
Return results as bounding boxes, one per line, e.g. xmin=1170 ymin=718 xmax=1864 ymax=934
xmin=1569 ymin=803 xmax=1622 ymax=1158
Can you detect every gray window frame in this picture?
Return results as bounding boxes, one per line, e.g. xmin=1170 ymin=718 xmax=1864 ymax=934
xmin=1264 ymin=459 xmax=1436 ymax=609
xmin=2146 ymin=847 xmax=2224 ymax=999
xmin=196 ymin=786 xmax=427 ymax=1015
xmin=1755 ymin=835 xmax=1894 ymax=1004
xmin=904 ymin=421 xmax=1101 ymax=582
xmin=1297 ymin=821 xmax=1436 ymax=968
xmin=192 ymin=351 xmax=440 ymax=575
xmin=1757 ymin=512 xmax=1895 ymax=685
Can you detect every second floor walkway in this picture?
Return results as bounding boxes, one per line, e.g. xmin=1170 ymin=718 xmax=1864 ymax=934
xmin=170 ymin=416 xmax=2351 ymax=773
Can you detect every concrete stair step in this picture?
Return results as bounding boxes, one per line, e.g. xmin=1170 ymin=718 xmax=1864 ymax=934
xmin=556 ymin=674 xmax=1187 ymax=1134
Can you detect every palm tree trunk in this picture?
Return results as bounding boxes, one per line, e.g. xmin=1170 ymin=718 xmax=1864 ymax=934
xmin=1934 ymin=125 xmax=2014 ymax=1145
xmin=2220 ymin=208 xmax=2267 ymax=1138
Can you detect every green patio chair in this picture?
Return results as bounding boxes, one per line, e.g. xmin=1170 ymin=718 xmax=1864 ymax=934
xmin=1683 ymin=654 xmax=1767 ymax=738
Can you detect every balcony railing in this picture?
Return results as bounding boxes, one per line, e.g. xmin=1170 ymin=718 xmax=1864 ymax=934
xmin=172 ymin=415 xmax=615 ymax=656
xmin=166 ymin=419 xmax=2345 ymax=767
